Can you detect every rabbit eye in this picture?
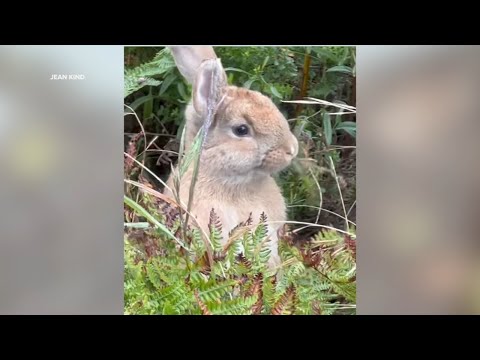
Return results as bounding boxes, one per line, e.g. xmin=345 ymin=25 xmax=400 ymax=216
xmin=232 ymin=124 xmax=250 ymax=137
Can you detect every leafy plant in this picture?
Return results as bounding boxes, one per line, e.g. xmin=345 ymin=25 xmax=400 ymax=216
xmin=124 ymin=190 xmax=356 ymax=315
xmin=124 ymin=48 xmax=176 ymax=98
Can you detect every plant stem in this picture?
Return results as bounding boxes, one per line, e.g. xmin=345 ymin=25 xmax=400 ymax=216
xmin=295 ymin=50 xmax=312 ymax=118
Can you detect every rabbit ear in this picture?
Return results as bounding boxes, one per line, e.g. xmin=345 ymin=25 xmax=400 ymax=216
xmin=192 ymin=58 xmax=227 ymax=116
xmin=169 ymin=46 xmax=218 ymax=84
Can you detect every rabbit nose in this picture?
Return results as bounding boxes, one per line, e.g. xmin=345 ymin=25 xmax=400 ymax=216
xmin=286 ymin=135 xmax=299 ymax=157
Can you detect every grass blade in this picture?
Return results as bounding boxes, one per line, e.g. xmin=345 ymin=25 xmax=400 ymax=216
xmin=124 ymin=195 xmax=186 ymax=250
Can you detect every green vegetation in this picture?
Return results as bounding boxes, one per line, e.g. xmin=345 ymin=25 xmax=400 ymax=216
xmin=124 ymin=46 xmax=356 ymax=315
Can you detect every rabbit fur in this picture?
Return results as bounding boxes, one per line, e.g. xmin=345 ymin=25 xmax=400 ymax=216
xmin=164 ymin=46 xmax=298 ymax=269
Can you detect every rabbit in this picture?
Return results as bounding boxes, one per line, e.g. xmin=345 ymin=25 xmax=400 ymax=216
xmin=164 ymin=46 xmax=298 ymax=270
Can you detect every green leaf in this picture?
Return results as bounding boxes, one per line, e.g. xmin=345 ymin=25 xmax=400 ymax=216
xmin=262 ymin=56 xmax=270 ymax=70
xmin=336 ymin=121 xmax=356 ymax=128
xmin=311 ymin=48 xmax=338 ymax=62
xmin=177 ymin=81 xmax=189 ymax=101
xmin=243 ymin=78 xmax=256 ymax=89
xmin=227 ymin=73 xmax=235 ymax=85
xmin=270 ymin=85 xmax=282 ymax=99
xmin=334 ymin=114 xmax=342 ymax=128
xmin=323 ymin=112 xmax=333 ymax=146
xmin=143 ymin=88 xmax=154 ymax=119
xmin=224 ymin=67 xmax=252 ymax=76
xmin=335 ymin=121 xmax=356 ymax=138
xmin=159 ymin=73 xmax=177 ymax=95
xmin=326 ymin=65 xmax=353 ymax=75
xmin=342 ymin=128 xmax=356 ymax=138
xmin=179 ymin=129 xmax=203 ymax=178
xmin=129 ymin=94 xmax=156 ymax=111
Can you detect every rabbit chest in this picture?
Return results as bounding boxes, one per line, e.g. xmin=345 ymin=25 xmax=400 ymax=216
xmin=192 ymin=193 xmax=286 ymax=245
xmin=203 ymin=201 xmax=283 ymax=268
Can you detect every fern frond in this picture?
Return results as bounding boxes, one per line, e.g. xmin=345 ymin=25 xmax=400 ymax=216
xmin=157 ymin=281 xmax=187 ymax=303
xmin=254 ymin=220 xmax=268 ymax=241
xmin=225 ymin=235 xmax=243 ymax=266
xmin=208 ymin=208 xmax=223 ymax=253
xmin=124 ymin=75 xmax=161 ymax=98
xmin=272 ymin=285 xmax=296 ymax=315
xmin=124 ymin=48 xmax=176 ymax=98
xmin=172 ymin=293 xmax=196 ymax=314
xmin=343 ymin=234 xmax=356 ymax=260
xmin=245 ymin=273 xmax=264 ymax=315
xmin=162 ymin=301 xmax=178 ymax=315
xmin=124 ymin=190 xmax=356 ymax=315
xmin=279 ymin=241 xmax=303 ymax=266
xmin=197 ymin=280 xmax=236 ymax=303
xmin=208 ymin=208 xmax=222 ymax=232
xmin=252 ymin=223 xmax=270 ymax=268
xmin=151 ymin=48 xmax=174 ymax=64
xmin=276 ymin=269 xmax=290 ymax=295
xmin=236 ymin=253 xmax=252 ymax=271
xmin=145 ymin=262 xmax=165 ymax=289
xmin=312 ymin=301 xmax=323 ymax=315
xmin=208 ymin=295 xmax=258 ymax=315
xmin=194 ymin=290 xmax=212 ymax=315
xmin=331 ymin=282 xmax=356 ymax=303
xmin=189 ymin=270 xmax=207 ymax=287
xmin=259 ymin=212 xmax=268 ymax=223
xmin=262 ymin=276 xmax=277 ymax=310
xmin=191 ymin=228 xmax=205 ymax=258
xmin=258 ymin=242 xmax=272 ymax=265
xmin=242 ymin=230 xmax=255 ymax=260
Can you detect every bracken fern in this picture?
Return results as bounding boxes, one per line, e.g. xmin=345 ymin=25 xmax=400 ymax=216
xmin=124 ymin=189 xmax=356 ymax=315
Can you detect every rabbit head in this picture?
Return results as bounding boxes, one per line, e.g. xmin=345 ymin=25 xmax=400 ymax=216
xmin=170 ymin=46 xmax=299 ymax=185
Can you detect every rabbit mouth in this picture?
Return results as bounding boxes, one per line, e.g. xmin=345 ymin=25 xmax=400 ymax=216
xmin=257 ymin=159 xmax=290 ymax=174
xmin=258 ymin=149 xmax=293 ymax=173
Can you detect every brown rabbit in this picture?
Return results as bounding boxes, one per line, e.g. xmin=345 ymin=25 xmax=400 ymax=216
xmin=164 ymin=46 xmax=298 ymax=269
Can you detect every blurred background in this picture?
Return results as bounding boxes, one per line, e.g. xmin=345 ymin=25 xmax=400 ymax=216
xmin=358 ymin=45 xmax=480 ymax=314
xmin=0 ymin=46 xmax=124 ymax=314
